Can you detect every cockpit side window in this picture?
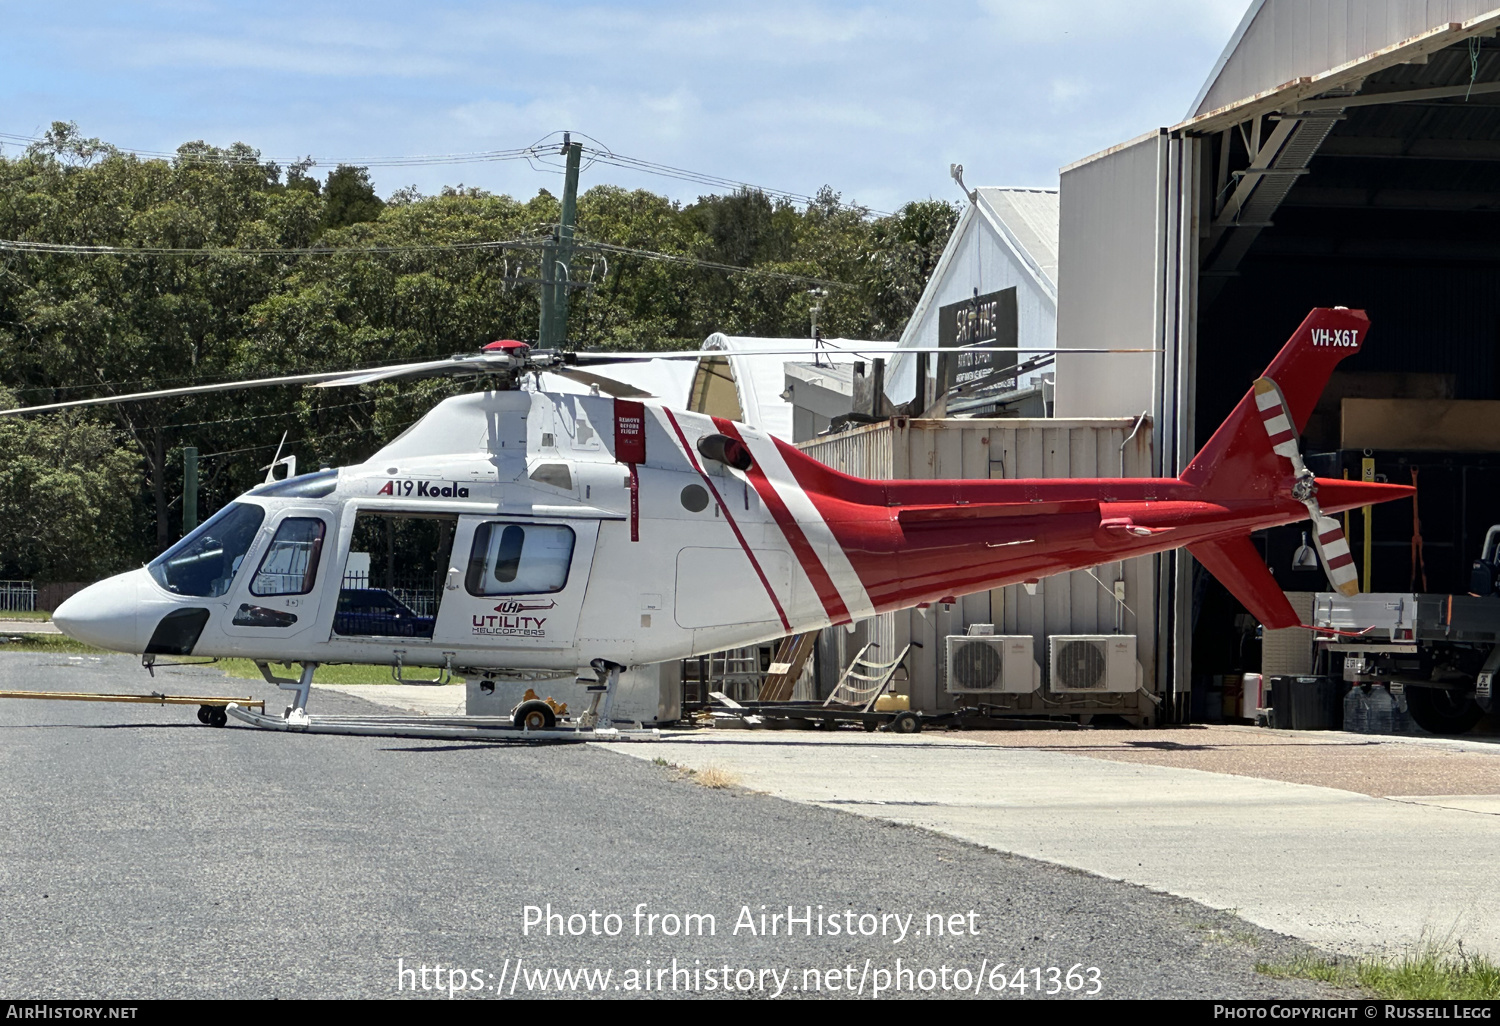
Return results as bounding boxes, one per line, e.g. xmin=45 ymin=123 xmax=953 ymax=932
xmin=148 ymin=503 xmax=267 ymax=598
xmin=249 ymin=517 xmax=326 ymax=596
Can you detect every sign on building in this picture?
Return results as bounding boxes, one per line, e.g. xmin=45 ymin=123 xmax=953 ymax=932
xmin=936 ymin=287 xmax=1018 ymax=396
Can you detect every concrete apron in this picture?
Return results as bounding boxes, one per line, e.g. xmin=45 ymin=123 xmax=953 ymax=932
xmin=596 ymin=731 xmax=1500 ymax=961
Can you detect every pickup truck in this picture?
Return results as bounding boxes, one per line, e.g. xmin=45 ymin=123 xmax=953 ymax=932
xmin=1313 ymin=596 xmax=1494 ymax=735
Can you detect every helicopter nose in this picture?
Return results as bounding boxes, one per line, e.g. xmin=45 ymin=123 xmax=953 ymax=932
xmin=53 ymin=570 xmax=148 ymax=652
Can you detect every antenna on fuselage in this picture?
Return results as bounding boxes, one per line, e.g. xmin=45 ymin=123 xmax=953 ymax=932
xmin=261 ymin=431 xmax=296 ymax=484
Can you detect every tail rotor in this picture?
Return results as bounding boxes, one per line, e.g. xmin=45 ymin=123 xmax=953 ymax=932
xmin=1253 ymin=376 xmax=1359 ymax=597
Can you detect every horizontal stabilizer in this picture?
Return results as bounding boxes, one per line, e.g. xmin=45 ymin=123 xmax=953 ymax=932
xmin=1188 ymin=533 xmax=1300 ymax=630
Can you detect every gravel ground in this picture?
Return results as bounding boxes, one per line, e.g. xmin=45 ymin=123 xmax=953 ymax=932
xmin=0 ymin=653 xmax=1345 ymax=1000
xmin=957 ymin=724 xmax=1500 ymax=797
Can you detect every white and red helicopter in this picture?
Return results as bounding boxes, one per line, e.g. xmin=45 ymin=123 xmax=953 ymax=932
xmin=3 ymin=308 xmax=1410 ymax=735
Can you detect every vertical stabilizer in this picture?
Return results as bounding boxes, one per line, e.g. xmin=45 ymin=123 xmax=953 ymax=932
xmin=1180 ymin=307 xmax=1368 ymax=498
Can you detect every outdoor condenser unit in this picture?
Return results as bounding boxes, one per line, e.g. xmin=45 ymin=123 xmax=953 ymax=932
xmin=944 ymin=635 xmax=1040 ymax=693
xmin=1047 ymin=635 xmax=1139 ymax=693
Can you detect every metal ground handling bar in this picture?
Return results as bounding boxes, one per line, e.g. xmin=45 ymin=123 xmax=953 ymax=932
xmin=0 ymin=690 xmax=265 ymax=711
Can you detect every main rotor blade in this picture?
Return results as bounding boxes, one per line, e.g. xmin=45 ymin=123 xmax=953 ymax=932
xmin=0 ymin=353 xmax=524 ymax=417
xmin=310 ymin=353 xmax=514 ymax=388
xmin=0 ymin=364 xmax=434 ymax=417
xmin=566 ymin=345 xmax=1158 ymax=363
xmin=546 ymin=367 xmax=655 ymax=398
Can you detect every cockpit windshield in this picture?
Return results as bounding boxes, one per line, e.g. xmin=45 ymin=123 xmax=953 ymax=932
xmin=148 ymin=502 xmax=267 ymax=597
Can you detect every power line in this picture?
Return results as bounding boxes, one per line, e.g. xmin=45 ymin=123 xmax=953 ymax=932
xmin=197 ymin=416 xmax=422 ymax=460
xmin=578 ymin=239 xmax=854 ymax=290
xmin=0 ymin=129 xmax=892 ymax=215
xmin=0 ymin=236 xmax=546 ymax=257
xmin=170 ymin=396 xmax=379 ymax=431
xmin=0 ymin=235 xmax=854 ymax=288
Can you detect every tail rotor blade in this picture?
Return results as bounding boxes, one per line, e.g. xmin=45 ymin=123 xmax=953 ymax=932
xmin=1259 ymin=374 xmax=1361 ymax=596
xmin=1309 ymin=510 xmax=1360 ymax=597
xmin=1253 ymin=377 xmax=1302 ymax=461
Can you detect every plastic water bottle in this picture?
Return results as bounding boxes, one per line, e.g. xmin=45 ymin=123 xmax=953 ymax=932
xmin=1343 ymin=685 xmax=1370 ymax=733
xmin=1389 ymin=684 xmax=1410 ymax=734
xmin=1366 ymin=685 xmax=1395 ymax=734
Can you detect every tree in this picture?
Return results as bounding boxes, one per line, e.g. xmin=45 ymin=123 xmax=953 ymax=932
xmin=0 ymin=128 xmax=959 ymax=578
xmin=0 ymin=388 xmax=140 ymax=581
xmin=321 ymin=165 xmax=384 ymax=229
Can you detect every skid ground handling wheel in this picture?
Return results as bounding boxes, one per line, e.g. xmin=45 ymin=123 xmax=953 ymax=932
xmin=197 ymin=705 xmax=229 ymax=727
xmin=512 ymin=700 xmax=557 ymax=731
xmin=887 ymin=711 xmax=923 ymax=734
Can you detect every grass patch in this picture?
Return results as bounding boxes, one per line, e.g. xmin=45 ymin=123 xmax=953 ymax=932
xmin=0 ymin=634 xmax=109 ymax=655
xmin=690 ymin=765 xmax=739 ymax=790
xmin=214 ymin=659 xmax=456 ymax=687
xmin=0 ymin=641 xmax=456 ymax=686
xmin=1258 ymin=947 xmax=1500 ymax=999
xmin=0 ymin=610 xmax=51 ymax=621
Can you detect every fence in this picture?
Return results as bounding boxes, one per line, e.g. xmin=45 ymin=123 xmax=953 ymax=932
xmin=340 ymin=571 xmax=440 ymax=617
xmin=0 ymin=581 xmax=37 ymax=613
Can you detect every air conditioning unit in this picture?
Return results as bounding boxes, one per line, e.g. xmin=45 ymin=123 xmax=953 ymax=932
xmin=1048 ymin=635 xmax=1139 ymax=693
xmin=945 ymin=635 xmax=1039 ymax=693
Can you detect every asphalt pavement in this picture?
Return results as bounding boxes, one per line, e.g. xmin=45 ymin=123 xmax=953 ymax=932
xmin=0 ymin=653 xmax=1339 ymax=1000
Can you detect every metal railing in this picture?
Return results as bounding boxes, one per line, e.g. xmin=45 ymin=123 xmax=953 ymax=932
xmin=0 ymin=581 xmax=37 ymax=613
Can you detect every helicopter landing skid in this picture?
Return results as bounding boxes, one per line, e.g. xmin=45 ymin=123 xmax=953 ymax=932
xmin=222 ymin=704 xmax=661 ymax=743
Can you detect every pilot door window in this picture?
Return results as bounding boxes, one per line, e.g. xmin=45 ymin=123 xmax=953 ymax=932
xmin=335 ymin=511 xmax=457 ymax=639
xmin=148 ymin=502 xmax=266 ymax=598
xmin=464 ymin=522 xmax=575 ymax=596
xmin=249 ymin=518 xmax=326 ymax=596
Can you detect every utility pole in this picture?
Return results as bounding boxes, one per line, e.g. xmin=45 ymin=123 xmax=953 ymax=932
xmin=538 ymin=133 xmax=584 ymax=347
xmin=182 ymin=447 xmax=198 ymax=536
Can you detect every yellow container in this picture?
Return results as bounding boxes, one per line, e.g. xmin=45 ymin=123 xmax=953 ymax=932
xmin=873 ymin=694 xmax=910 ymax=712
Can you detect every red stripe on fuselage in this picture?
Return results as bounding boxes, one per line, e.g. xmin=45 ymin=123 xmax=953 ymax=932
xmin=663 ymin=409 xmax=791 ymax=632
xmin=710 ymin=418 xmax=851 ymax=624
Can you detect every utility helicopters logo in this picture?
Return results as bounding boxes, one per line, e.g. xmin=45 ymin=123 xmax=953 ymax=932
xmin=472 ymin=600 xmax=557 ymax=638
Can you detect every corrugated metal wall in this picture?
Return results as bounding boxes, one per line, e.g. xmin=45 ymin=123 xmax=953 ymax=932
xmin=799 ymin=416 xmax=1157 ymax=719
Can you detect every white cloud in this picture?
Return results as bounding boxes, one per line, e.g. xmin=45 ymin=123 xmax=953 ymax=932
xmin=0 ymin=0 xmax=1258 ymax=205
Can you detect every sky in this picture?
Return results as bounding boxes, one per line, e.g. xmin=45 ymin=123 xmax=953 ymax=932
xmin=0 ymin=0 xmax=1250 ymax=212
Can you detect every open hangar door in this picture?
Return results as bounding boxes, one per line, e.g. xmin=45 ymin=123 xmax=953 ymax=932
xmin=1188 ymin=26 xmax=1500 ymax=708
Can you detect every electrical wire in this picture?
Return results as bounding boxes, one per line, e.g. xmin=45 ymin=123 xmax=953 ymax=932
xmin=168 ymin=396 xmax=379 ymax=431
xmin=197 ymin=416 xmax=422 ymax=460
xmin=0 ymin=129 xmax=889 ymax=215
xmin=0 ymin=236 xmax=545 ymax=257
xmin=0 ymin=234 xmax=854 ymax=288
xmin=577 ymin=238 xmax=854 ymax=289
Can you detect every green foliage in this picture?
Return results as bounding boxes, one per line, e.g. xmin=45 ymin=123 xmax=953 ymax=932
xmin=1258 ymin=947 xmax=1500 ymax=999
xmin=0 ymin=123 xmax=957 ymax=579
xmin=321 ymin=165 xmax=384 ymax=229
xmin=215 ymin=658 xmax=447 ymax=685
xmin=0 ymin=634 xmax=109 ymax=655
xmin=0 ymin=387 xmax=139 ymax=580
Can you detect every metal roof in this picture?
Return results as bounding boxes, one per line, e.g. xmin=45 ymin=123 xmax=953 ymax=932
xmin=974 ymin=187 xmax=1060 ymax=290
xmin=1192 ymin=0 xmax=1500 ymax=119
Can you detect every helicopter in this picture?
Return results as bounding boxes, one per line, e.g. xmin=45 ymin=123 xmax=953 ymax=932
xmin=4 ymin=308 xmax=1410 ymax=734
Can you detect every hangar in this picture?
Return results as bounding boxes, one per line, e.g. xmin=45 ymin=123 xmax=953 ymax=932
xmin=1057 ymin=1 xmax=1500 ymax=720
